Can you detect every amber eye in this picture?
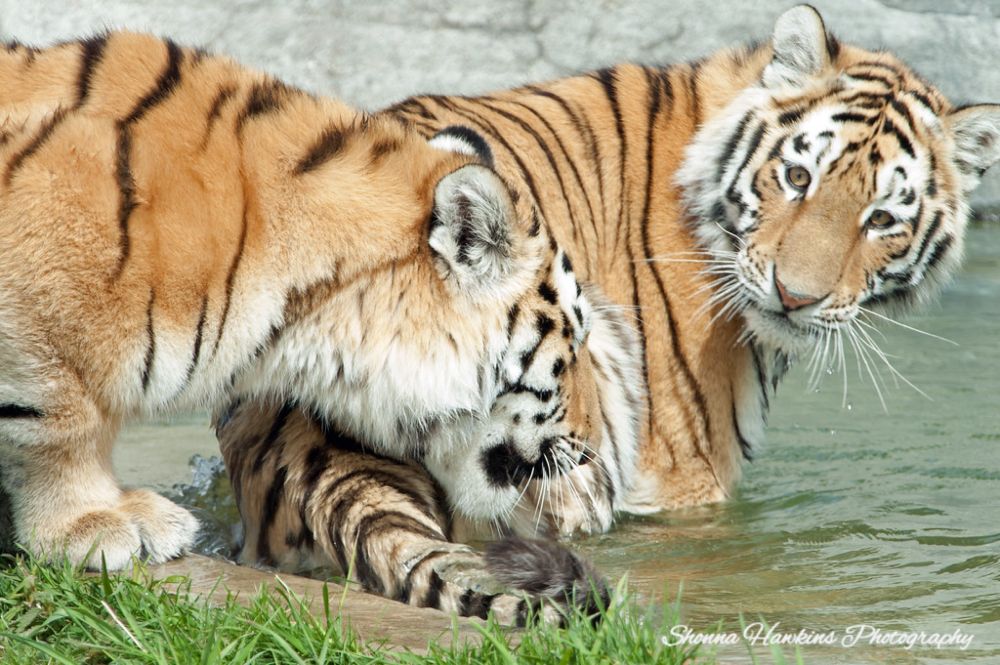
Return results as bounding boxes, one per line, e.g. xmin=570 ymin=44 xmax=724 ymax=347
xmin=867 ymin=209 xmax=896 ymax=228
xmin=785 ymin=165 xmax=812 ymax=192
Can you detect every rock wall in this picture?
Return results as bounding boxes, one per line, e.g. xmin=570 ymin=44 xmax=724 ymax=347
xmin=3 ymin=0 xmax=999 ymax=207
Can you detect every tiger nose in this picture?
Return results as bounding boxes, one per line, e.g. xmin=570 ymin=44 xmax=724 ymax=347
xmin=774 ymin=273 xmax=825 ymax=311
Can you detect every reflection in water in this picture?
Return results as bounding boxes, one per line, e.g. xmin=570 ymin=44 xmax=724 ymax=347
xmin=168 ymin=226 xmax=1000 ymax=664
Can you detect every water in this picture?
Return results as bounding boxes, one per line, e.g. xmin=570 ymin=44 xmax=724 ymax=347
xmin=154 ymin=225 xmax=1000 ymax=664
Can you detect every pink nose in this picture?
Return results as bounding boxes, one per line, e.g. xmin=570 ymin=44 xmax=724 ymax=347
xmin=775 ymin=275 xmax=824 ymax=311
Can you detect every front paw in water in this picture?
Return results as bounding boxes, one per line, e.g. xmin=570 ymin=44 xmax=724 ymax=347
xmin=28 ymin=490 xmax=198 ymax=570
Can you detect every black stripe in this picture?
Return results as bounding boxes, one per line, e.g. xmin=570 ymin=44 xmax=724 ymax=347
xmin=527 ymin=85 xmax=607 ymax=237
xmin=593 ymin=68 xmax=628 ymax=258
xmin=421 ymin=571 xmax=445 ymax=609
xmin=500 ymin=97 xmax=603 ymax=254
xmin=924 ymin=234 xmax=954 ymax=272
xmin=141 ymin=291 xmax=156 ymax=392
xmin=111 ymin=42 xmax=184 ymax=277
xmin=236 ymin=80 xmax=286 ymax=135
xmin=433 ymin=125 xmax=493 ymax=165
xmin=123 ymin=39 xmax=184 ymax=125
xmin=912 ymin=210 xmax=943 ymax=267
xmin=298 ymin=444 xmax=332 ymax=534
xmin=295 ymin=123 xmax=349 ymax=175
xmin=112 ymin=126 xmax=138 ymax=277
xmin=212 ymin=200 xmax=249 ymax=356
xmin=853 ymin=60 xmax=903 ymax=77
xmin=76 ymin=34 xmax=108 ymax=108
xmin=717 ymin=110 xmax=754 ymax=183
xmin=201 ymin=84 xmax=237 ymax=148
xmin=325 ymin=468 xmax=439 ymax=530
xmin=537 ymin=281 xmax=557 ymax=304
xmin=687 ymin=60 xmax=702 ymax=127
xmin=4 ymin=107 xmax=69 ymax=186
xmin=882 ymin=118 xmax=916 ymax=159
xmin=733 ymin=404 xmax=753 ymax=462
xmin=396 ymin=548 xmax=452 ymax=604
xmin=888 ymin=98 xmax=917 ymax=134
xmin=181 ymin=295 xmax=209 ymax=388
xmin=845 ymin=70 xmax=894 ymax=87
xmin=726 ymin=122 xmax=766 ymax=206
xmin=476 ymin=98 xmax=580 ymax=243
xmin=777 ymin=107 xmax=804 ymax=126
xmin=0 ymin=404 xmax=44 ymax=418
xmin=751 ymin=344 xmax=770 ymax=412
xmin=250 ymin=402 xmax=295 ymax=474
xmin=831 ymin=111 xmax=877 ymax=125
xmin=640 ymin=68 xmax=715 ymax=474
xmin=256 ymin=464 xmax=288 ymax=565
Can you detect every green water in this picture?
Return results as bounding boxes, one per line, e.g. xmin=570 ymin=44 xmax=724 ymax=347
xmin=150 ymin=226 xmax=1000 ymax=664
xmin=576 ymin=224 xmax=1000 ymax=664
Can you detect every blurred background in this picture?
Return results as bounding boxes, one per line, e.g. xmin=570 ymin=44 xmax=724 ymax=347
xmin=4 ymin=0 xmax=999 ymax=209
xmin=3 ymin=3 xmax=998 ymax=662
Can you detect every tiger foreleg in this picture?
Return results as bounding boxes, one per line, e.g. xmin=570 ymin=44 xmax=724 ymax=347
xmin=218 ymin=400 xmax=608 ymax=625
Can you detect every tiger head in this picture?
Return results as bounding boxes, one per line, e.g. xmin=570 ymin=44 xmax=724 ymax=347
xmin=411 ymin=132 xmax=644 ymax=523
xmin=677 ymin=5 xmax=1000 ymax=355
xmin=422 ymin=243 xmax=644 ymax=522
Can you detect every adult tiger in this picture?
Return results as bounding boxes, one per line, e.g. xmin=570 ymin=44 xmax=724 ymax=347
xmin=216 ymin=3 xmax=1000 ymax=622
xmin=0 ymin=31 xmax=638 ymax=573
xmin=382 ymin=4 xmax=1000 ymax=509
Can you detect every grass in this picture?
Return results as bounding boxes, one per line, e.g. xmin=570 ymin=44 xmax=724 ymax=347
xmin=0 ymin=554 xmax=706 ymax=664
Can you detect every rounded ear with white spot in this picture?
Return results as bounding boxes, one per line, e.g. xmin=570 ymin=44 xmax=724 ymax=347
xmin=429 ymin=125 xmax=494 ymax=167
xmin=947 ymin=104 xmax=1000 ymax=193
xmin=429 ymin=164 xmax=517 ymax=296
xmin=763 ymin=4 xmax=834 ymax=89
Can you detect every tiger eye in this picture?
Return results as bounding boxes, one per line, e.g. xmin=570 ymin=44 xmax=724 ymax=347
xmin=867 ymin=209 xmax=896 ymax=228
xmin=785 ymin=165 xmax=812 ymax=191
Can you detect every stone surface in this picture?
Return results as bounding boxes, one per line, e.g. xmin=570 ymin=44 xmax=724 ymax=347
xmin=131 ymin=554 xmax=492 ymax=652
xmin=0 ymin=0 xmax=997 ymax=206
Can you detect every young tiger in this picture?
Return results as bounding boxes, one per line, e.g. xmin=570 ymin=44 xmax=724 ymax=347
xmin=0 ymin=32 xmax=632 ymax=572
xmin=218 ymin=4 xmax=1000 ymax=617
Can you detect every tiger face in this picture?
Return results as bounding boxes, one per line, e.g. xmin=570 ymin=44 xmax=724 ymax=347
xmin=678 ymin=5 xmax=1000 ymax=355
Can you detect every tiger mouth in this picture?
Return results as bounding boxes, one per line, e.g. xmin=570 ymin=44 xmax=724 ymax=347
xmin=481 ymin=437 xmax=585 ymax=487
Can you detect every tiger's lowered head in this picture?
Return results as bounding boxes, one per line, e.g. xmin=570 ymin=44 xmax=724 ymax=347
xmin=0 ymin=33 xmax=631 ymax=570
xmin=216 ymin=263 xmax=645 ymax=621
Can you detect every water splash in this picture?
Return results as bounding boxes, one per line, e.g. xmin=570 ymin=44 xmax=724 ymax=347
xmin=167 ymin=455 xmax=242 ymax=559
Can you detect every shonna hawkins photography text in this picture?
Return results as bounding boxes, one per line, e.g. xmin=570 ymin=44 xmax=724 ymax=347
xmin=664 ymin=622 xmax=976 ymax=652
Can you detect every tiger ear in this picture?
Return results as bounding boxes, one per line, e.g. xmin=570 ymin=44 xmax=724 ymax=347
xmin=428 ymin=164 xmax=517 ymax=296
xmin=763 ymin=4 xmax=833 ymax=89
xmin=947 ymin=104 xmax=1000 ymax=193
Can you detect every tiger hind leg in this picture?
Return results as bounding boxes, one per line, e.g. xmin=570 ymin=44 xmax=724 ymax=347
xmin=217 ymin=399 xmax=608 ymax=625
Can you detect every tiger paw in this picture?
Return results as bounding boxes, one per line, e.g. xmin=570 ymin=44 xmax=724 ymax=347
xmin=27 ymin=491 xmax=198 ymax=570
xmin=119 ymin=489 xmax=199 ymax=564
xmin=484 ymin=536 xmax=610 ymax=623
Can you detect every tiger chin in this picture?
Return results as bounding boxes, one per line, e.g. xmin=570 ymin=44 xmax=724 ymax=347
xmin=0 ymin=33 xmax=615 ymax=572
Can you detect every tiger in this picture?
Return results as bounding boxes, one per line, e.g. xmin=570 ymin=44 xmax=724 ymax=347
xmin=216 ymin=255 xmax=643 ymax=622
xmin=0 ymin=31 xmax=640 ymax=581
xmin=216 ymin=2 xmax=1000 ymax=618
